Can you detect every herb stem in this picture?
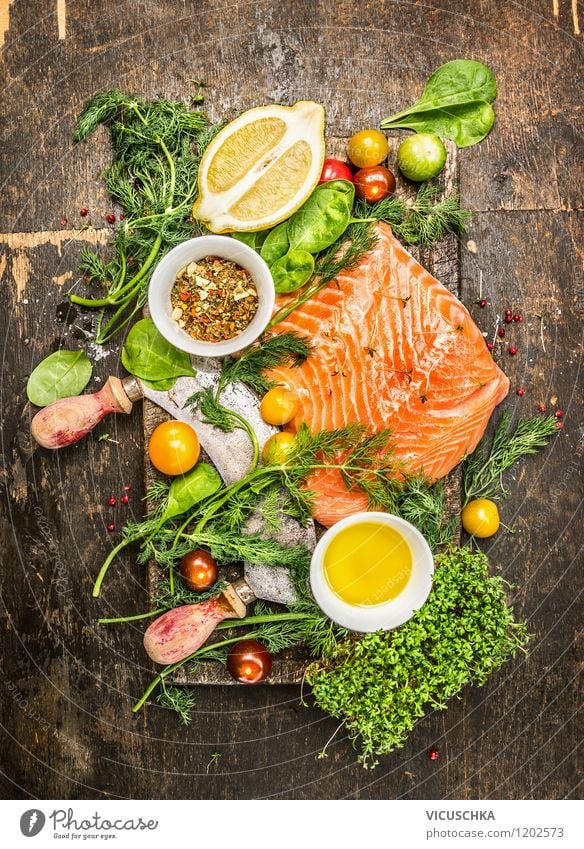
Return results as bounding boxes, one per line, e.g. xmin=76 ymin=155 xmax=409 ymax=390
xmin=99 ymin=608 xmax=166 ymax=624
xmin=92 ymin=536 xmax=135 ymax=597
xmin=132 ymin=631 xmax=263 ymax=713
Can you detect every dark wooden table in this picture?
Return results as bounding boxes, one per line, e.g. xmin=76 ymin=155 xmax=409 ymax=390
xmin=1 ymin=0 xmax=581 ymax=800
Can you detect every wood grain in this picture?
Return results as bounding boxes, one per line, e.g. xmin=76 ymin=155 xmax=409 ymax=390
xmin=0 ymin=0 xmax=581 ymax=800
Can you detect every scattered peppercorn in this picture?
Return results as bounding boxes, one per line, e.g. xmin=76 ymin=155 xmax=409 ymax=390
xmin=106 ymin=523 xmax=115 ymax=532
xmin=124 ymin=485 xmax=132 ymax=492
xmin=107 ymin=496 xmax=116 ymax=506
xmin=504 ymin=313 xmax=513 ymax=324
xmin=106 ymin=214 xmax=116 ymax=224
xmin=516 ymin=388 xmax=525 ymax=396
xmin=497 ymin=327 xmax=506 ymax=338
xmin=60 ymin=217 xmax=68 ymax=227
xmin=538 ymin=404 xmax=547 ymax=413
xmin=554 ymin=409 xmax=563 ymax=419
xmin=509 ymin=346 xmax=518 ymax=355
xmin=479 ymin=299 xmax=487 ymax=308
xmin=513 ymin=314 xmax=523 ymax=322
xmin=556 ymin=421 xmax=563 ymax=429
xmin=121 ymin=494 xmax=129 ymax=505
xmin=80 ymin=208 xmax=89 ymax=217
xmin=427 ymin=748 xmax=440 ymax=761
xmin=487 ymin=341 xmax=494 ymax=352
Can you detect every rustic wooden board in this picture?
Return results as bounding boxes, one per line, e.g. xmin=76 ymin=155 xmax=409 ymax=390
xmin=142 ymin=136 xmax=462 ymax=684
xmin=1 ymin=0 xmax=581 ymax=801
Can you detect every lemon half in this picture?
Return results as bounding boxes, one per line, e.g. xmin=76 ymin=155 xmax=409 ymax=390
xmin=193 ymin=101 xmax=326 ymax=233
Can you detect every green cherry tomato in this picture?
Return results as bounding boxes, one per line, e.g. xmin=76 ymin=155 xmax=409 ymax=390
xmin=347 ymin=129 xmax=390 ymax=168
xmin=396 ymin=133 xmax=447 ymax=182
xmin=461 ymin=498 xmax=500 ymax=538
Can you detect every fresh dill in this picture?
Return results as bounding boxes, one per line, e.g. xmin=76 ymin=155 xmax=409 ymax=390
xmin=354 ymin=183 xmax=471 ymax=248
xmin=69 ymin=90 xmax=214 ymax=342
xmin=157 ymin=684 xmax=196 ymax=726
xmin=462 ymin=411 xmax=558 ymax=504
xmin=397 ymin=475 xmax=458 ymax=552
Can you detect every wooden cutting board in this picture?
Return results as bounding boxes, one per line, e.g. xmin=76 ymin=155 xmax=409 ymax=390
xmin=144 ymin=137 xmax=461 ymax=684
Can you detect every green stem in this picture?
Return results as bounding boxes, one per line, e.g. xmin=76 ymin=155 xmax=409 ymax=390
xmin=215 ymin=611 xmax=314 ymax=631
xmin=132 ymin=631 xmax=263 ymax=713
xmin=92 ymin=536 xmax=135 ymax=597
xmin=99 ymin=608 xmax=166 ymax=624
xmin=158 ymin=137 xmax=177 ymax=207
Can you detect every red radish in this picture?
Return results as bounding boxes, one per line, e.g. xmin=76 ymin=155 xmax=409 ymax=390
xmin=143 ymin=586 xmax=246 ymax=665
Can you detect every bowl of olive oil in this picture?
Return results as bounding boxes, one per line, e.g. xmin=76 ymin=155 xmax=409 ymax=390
xmin=310 ymin=512 xmax=434 ymax=632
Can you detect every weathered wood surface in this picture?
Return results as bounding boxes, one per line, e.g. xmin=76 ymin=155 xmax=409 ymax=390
xmin=0 ymin=0 xmax=581 ymax=800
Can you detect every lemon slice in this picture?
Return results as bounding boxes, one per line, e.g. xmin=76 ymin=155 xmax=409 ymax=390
xmin=193 ymin=101 xmax=325 ymax=233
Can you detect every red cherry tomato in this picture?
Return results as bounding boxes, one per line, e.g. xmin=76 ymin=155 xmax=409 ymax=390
xmin=318 ymin=158 xmax=354 ymax=184
xmin=179 ymin=549 xmax=218 ymax=591
xmin=353 ymin=166 xmax=396 ymax=204
xmin=227 ymin=639 xmax=273 ymax=684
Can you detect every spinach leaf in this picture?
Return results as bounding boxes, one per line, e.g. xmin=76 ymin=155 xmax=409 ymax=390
xmin=27 ymin=350 xmax=92 ymax=407
xmin=231 ymin=231 xmax=269 ymax=251
xmin=381 ymin=59 xmax=497 ymax=148
xmin=121 ymin=318 xmax=196 ymax=384
xmin=385 ymin=101 xmax=495 ymax=148
xmin=287 ymin=179 xmax=354 ymax=253
xmin=260 ymin=221 xmax=290 ymax=266
xmin=271 ymin=249 xmax=315 ymax=294
xmin=159 ymin=462 xmax=222 ymax=523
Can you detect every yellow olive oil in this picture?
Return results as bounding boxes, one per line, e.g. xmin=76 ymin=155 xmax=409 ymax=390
xmin=323 ymin=522 xmax=412 ymax=606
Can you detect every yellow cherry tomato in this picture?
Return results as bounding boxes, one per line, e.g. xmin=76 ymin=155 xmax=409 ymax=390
xmin=262 ymin=431 xmax=296 ymax=465
xmin=461 ymin=498 xmax=500 ymax=538
xmin=148 ymin=421 xmax=200 ymax=476
xmin=347 ymin=129 xmax=390 ymax=169
xmin=259 ymin=387 xmax=300 ymax=426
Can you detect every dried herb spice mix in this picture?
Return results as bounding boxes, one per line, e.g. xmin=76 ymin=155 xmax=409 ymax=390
xmin=171 ymin=256 xmax=259 ymax=342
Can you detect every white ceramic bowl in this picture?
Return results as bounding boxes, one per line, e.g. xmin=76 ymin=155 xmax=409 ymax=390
xmin=310 ymin=512 xmax=434 ymax=632
xmin=148 ymin=235 xmax=275 ymax=358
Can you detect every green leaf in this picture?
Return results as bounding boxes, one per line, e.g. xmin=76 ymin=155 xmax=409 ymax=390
xmin=383 ymin=101 xmax=495 ymax=148
xmin=159 ymin=462 xmax=222 ymax=523
xmin=260 ymin=221 xmax=290 ymax=266
xmin=26 ymin=350 xmax=92 ymax=407
xmin=287 ymin=179 xmax=355 ymax=254
xmin=231 ymin=231 xmax=269 ymax=251
xmin=121 ymin=318 xmax=196 ymax=384
xmin=381 ymin=59 xmax=497 ymax=148
xmin=271 ymin=249 xmax=315 ymax=293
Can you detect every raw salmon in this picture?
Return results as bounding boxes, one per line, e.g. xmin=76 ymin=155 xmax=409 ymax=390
xmin=268 ymin=222 xmax=509 ymax=526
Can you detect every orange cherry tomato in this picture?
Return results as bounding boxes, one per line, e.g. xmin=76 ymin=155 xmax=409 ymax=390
xmin=148 ymin=421 xmax=200 ymax=476
xmin=461 ymin=498 xmax=500 ymax=538
xmin=262 ymin=431 xmax=296 ymax=465
xmin=259 ymin=387 xmax=300 ymax=426
xmin=347 ymin=129 xmax=390 ymax=168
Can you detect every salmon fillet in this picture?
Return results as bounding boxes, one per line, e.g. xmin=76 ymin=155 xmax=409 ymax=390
xmin=268 ymin=222 xmax=509 ymax=526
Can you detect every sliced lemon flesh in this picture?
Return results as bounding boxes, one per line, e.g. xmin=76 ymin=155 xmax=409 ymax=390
xmin=193 ymin=101 xmax=325 ymax=233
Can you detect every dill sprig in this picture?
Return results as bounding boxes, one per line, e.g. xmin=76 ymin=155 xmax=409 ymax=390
xmin=157 ymin=684 xmax=196 ymax=726
xmin=69 ymin=90 xmax=212 ymax=342
xmin=463 ymin=412 xmax=558 ymax=504
xmin=397 ymin=475 xmax=458 ymax=552
xmin=354 ymin=183 xmax=471 ymax=248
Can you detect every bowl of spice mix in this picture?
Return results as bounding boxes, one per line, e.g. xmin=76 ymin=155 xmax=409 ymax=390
xmin=148 ymin=235 xmax=275 ymax=357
